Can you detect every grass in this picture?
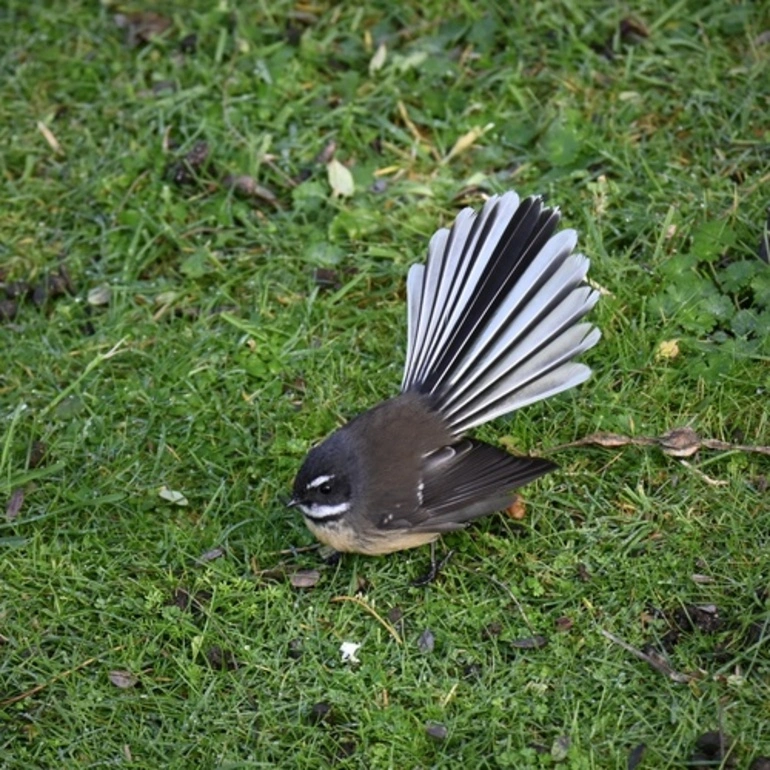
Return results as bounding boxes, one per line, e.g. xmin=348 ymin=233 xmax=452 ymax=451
xmin=1 ymin=0 xmax=769 ymax=767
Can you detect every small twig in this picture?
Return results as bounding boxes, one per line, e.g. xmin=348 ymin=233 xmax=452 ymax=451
xmin=331 ymin=595 xmax=403 ymax=645
xmin=679 ymin=460 xmax=728 ymax=487
xmin=269 ymin=544 xmax=320 ymax=557
xmin=600 ymin=629 xmax=692 ymax=683
xmin=550 ymin=428 xmax=770 ymax=457
xmin=1 ymin=645 xmax=125 ymax=707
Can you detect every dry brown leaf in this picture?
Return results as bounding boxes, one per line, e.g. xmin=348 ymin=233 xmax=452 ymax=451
xmin=290 ymin=569 xmax=321 ymax=589
xmin=114 ymin=12 xmax=173 ymax=47
xmin=554 ymin=429 xmax=770 ymax=457
xmin=108 ymin=670 xmax=138 ymax=689
xmin=659 ymin=427 xmax=700 ymax=457
xmin=443 ymin=123 xmax=494 ymax=164
xmin=505 ymin=496 xmax=526 ymax=520
xmin=37 ymin=121 xmax=63 ymax=155
xmin=223 ymin=174 xmax=279 ymax=205
xmin=314 ymin=139 xmax=337 ymax=165
xmin=600 ymin=629 xmax=694 ymax=683
xmin=555 ymin=616 xmax=574 ymax=632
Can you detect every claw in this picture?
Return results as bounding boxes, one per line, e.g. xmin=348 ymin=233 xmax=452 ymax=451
xmin=412 ymin=542 xmax=454 ymax=586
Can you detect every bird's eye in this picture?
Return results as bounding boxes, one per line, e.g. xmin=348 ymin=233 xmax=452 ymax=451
xmin=319 ymin=482 xmax=332 ymax=495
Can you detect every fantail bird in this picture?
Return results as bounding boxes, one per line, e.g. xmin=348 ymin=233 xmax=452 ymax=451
xmin=289 ymin=191 xmax=600 ymax=560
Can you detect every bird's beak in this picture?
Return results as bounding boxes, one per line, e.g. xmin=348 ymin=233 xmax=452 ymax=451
xmin=286 ymin=497 xmax=300 ymax=509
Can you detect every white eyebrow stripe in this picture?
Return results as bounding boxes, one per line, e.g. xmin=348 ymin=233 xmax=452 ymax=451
xmin=299 ymin=502 xmax=350 ymax=521
xmin=307 ymin=474 xmax=335 ymax=490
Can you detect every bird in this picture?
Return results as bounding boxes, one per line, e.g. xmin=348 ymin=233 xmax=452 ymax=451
xmin=289 ymin=190 xmax=600 ymax=576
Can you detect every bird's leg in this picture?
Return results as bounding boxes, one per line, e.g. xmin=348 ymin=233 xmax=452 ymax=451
xmin=321 ymin=547 xmax=342 ymax=566
xmin=412 ymin=541 xmax=454 ymax=586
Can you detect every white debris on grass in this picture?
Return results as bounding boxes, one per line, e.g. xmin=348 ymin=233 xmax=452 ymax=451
xmin=340 ymin=642 xmax=361 ymax=664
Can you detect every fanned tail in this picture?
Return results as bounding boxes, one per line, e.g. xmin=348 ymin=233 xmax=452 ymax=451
xmin=401 ymin=192 xmax=600 ymax=434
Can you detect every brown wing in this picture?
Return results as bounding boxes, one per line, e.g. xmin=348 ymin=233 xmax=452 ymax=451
xmin=378 ymin=439 xmax=556 ymax=533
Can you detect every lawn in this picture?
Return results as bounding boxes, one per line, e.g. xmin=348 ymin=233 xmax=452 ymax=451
xmin=1 ymin=1 xmax=769 ymax=768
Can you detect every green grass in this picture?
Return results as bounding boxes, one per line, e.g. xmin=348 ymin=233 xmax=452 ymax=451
xmin=2 ymin=0 xmax=769 ymax=767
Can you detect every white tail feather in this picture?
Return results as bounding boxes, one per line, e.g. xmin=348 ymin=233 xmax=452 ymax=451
xmin=451 ymin=361 xmax=595 ymax=433
xmin=443 ymin=248 xmax=589 ymax=392
xmin=409 ymin=194 xmax=521 ymax=386
xmin=401 ymin=191 xmax=600 ymax=433
xmin=403 ymin=263 xmax=425 ymax=387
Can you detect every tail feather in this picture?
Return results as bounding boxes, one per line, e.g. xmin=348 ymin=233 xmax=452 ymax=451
xmin=401 ymin=191 xmax=600 ymax=433
xmin=404 ymin=195 xmax=523 ymax=389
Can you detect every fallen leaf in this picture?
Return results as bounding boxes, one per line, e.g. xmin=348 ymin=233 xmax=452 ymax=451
xmin=553 ymin=429 xmax=770 ymax=457
xmin=600 ymin=629 xmax=693 ymax=683
xmin=205 ymin=646 xmax=238 ymax=670
xmin=166 ymin=141 xmax=211 ymax=187
xmin=628 ymin=743 xmax=646 ymax=770
xmin=314 ymin=139 xmax=337 ymax=165
xmin=87 ymin=286 xmax=112 ymax=306
xmin=37 ymin=121 xmax=63 ymax=155
xmin=327 ymin=159 xmax=355 ymax=198
xmin=551 ymin=735 xmax=570 ymax=761
xmin=505 ymin=496 xmax=526 ymax=520
xmin=114 ymin=11 xmax=173 ymax=47
xmin=656 ymin=338 xmax=680 ymax=360
xmin=223 ymin=174 xmax=279 ymax=206
xmin=571 ymin=432 xmax=648 ymax=448
xmin=6 ymin=488 xmax=24 ymax=520
xmin=619 ymin=17 xmax=650 ymax=43
xmin=158 ymin=486 xmax=188 ymax=506
xmin=369 ymin=42 xmax=387 ymax=74
xmin=290 ymin=569 xmax=321 ymax=589
xmin=108 ymin=670 xmax=138 ymax=689
xmin=659 ymin=427 xmax=700 ymax=457
xmin=555 ymin=616 xmax=574 ymax=632
xmin=308 ymin=701 xmax=332 ymax=725
xmin=313 ymin=267 xmax=341 ymax=288
xmin=443 ymin=123 xmax=494 ymax=164
xmin=425 ymin=722 xmax=448 ymax=741
xmin=417 ymin=628 xmax=435 ymax=653
xmin=198 ymin=546 xmax=225 ymax=563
